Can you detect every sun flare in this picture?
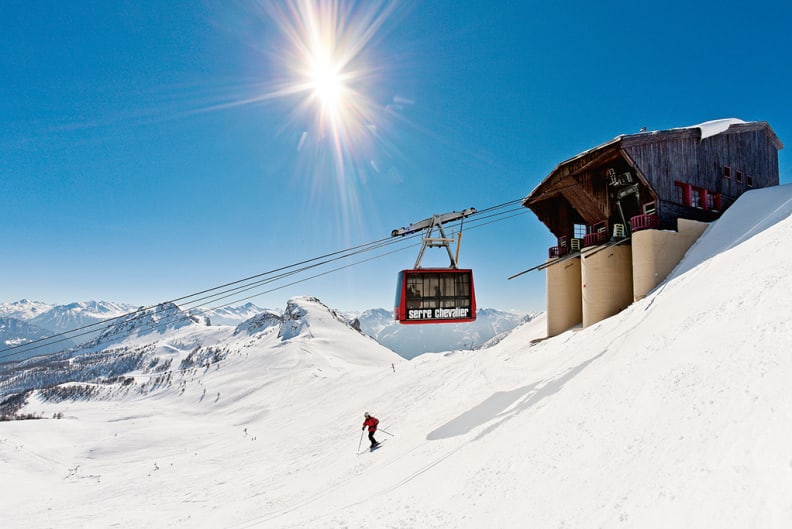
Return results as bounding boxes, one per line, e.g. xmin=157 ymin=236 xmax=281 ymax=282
xmin=265 ymin=1 xmax=398 ymax=153
xmin=309 ymin=52 xmax=344 ymax=110
xmin=305 ymin=47 xmax=350 ymax=131
xmin=254 ymin=0 xmax=405 ymax=226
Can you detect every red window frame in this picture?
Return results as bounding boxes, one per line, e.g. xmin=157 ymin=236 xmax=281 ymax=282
xmin=674 ymin=181 xmax=692 ymax=206
xmin=691 ymin=187 xmax=703 ymax=208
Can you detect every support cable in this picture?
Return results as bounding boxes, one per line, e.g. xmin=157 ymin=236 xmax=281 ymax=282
xmin=0 ymin=197 xmax=532 ymax=362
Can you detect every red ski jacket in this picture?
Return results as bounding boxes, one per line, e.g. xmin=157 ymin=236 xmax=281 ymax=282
xmin=363 ymin=416 xmax=379 ymax=432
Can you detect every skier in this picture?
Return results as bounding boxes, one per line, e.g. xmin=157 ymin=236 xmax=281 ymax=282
xmin=362 ymin=412 xmax=380 ymax=449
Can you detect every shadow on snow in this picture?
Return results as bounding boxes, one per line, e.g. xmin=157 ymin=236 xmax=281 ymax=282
xmin=426 ymin=350 xmax=606 ymax=441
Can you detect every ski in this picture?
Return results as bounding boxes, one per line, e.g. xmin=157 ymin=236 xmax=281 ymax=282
xmin=357 ymin=439 xmax=386 ymax=455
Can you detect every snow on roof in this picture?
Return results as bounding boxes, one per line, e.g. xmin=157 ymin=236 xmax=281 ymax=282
xmin=681 ymin=118 xmax=747 ymax=140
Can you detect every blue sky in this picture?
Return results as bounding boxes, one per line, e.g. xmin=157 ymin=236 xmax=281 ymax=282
xmin=2 ymin=0 xmax=790 ymax=313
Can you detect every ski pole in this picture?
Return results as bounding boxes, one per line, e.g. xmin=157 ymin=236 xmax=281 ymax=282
xmin=357 ymin=429 xmax=365 ymax=451
xmin=378 ymin=428 xmax=395 ymax=437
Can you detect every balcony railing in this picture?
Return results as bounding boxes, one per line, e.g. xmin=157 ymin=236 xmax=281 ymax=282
xmin=548 ymin=245 xmax=570 ymax=258
xmin=583 ymin=230 xmax=609 ymax=247
xmin=630 ymin=213 xmax=659 ymax=232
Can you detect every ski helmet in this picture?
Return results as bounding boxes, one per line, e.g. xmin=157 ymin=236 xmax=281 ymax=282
xmin=364 ymin=412 xmax=370 ymax=417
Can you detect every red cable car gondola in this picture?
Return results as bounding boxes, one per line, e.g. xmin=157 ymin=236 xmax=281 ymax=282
xmin=391 ymin=208 xmax=477 ymax=325
xmin=394 ymin=268 xmax=476 ymax=324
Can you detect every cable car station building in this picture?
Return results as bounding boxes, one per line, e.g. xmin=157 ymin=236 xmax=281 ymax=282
xmin=523 ymin=119 xmax=783 ymax=337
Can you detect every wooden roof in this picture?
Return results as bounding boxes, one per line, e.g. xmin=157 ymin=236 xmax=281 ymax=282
xmin=524 ymin=120 xmax=783 ymax=210
xmin=523 ymin=140 xmax=620 ymax=206
xmin=522 ymin=120 xmax=782 ymax=238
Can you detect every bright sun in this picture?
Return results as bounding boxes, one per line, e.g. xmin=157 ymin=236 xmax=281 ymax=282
xmin=309 ymin=52 xmax=344 ymax=110
xmin=265 ymin=1 xmax=397 ymax=141
xmin=259 ymin=0 xmax=401 ymax=205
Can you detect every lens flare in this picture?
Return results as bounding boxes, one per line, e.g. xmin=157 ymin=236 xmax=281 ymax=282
xmin=310 ymin=53 xmax=343 ymax=111
xmin=261 ymin=0 xmax=402 ymax=215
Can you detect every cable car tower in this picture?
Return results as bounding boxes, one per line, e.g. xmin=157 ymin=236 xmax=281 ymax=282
xmin=391 ymin=208 xmax=478 ymax=324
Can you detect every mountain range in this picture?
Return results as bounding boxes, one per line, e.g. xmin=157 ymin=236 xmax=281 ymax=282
xmin=0 ymin=300 xmax=135 ymax=362
xmin=348 ymin=307 xmax=536 ymax=358
xmin=0 ymin=316 xmax=75 ymax=358
xmin=0 ymin=299 xmax=530 ymax=362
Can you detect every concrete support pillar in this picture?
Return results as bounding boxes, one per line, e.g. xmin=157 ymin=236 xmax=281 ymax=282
xmin=582 ymin=245 xmax=633 ymax=327
xmin=546 ymin=257 xmax=582 ymax=337
xmin=632 ymin=219 xmax=708 ymax=300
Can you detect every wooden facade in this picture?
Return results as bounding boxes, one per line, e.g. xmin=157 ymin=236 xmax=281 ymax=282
xmin=524 ymin=120 xmax=783 ymax=246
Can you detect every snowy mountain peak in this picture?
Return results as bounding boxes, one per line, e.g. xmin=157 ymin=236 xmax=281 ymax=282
xmin=233 ymin=310 xmax=283 ymax=337
xmin=0 ymin=299 xmax=53 ymax=320
xmin=271 ymin=296 xmax=402 ymax=367
xmin=279 ymin=296 xmax=348 ymax=340
xmin=192 ymin=302 xmax=266 ymax=326
xmin=90 ymin=302 xmax=201 ymax=346
xmin=60 ymin=300 xmax=127 ymax=314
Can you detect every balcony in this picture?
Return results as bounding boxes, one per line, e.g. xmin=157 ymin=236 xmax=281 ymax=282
xmin=548 ymin=245 xmax=570 ymax=259
xmin=583 ymin=230 xmax=609 ymax=247
xmin=630 ymin=213 xmax=659 ymax=232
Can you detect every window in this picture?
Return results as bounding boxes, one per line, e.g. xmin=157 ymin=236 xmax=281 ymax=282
xmin=747 ymin=175 xmax=753 ymax=187
xmin=736 ymin=170 xmax=743 ymax=183
xmin=723 ymin=166 xmax=731 ymax=178
xmin=573 ymin=224 xmax=587 ymax=239
xmin=405 ymin=272 xmax=471 ymax=310
xmin=674 ymin=181 xmax=691 ymax=206
xmin=706 ymin=193 xmax=715 ymax=210
xmin=691 ymin=188 xmax=702 ymax=208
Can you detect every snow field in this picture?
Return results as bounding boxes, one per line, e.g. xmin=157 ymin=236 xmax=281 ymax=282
xmin=2 ymin=185 xmax=792 ymax=528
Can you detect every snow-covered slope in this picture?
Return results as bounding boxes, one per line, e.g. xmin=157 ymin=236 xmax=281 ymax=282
xmin=84 ymin=302 xmax=203 ymax=348
xmin=1 ymin=185 xmax=791 ymax=529
xmin=0 ymin=317 xmax=76 ymax=361
xmin=195 ymin=302 xmax=267 ymax=326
